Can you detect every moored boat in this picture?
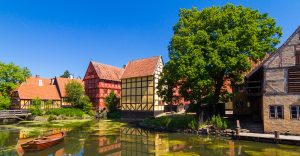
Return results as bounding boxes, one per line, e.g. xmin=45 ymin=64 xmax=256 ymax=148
xmin=21 ymin=132 xmax=65 ymax=152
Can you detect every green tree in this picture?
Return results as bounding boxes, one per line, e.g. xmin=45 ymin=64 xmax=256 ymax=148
xmin=0 ymin=62 xmax=30 ymax=109
xmin=105 ymin=92 xmax=119 ymax=112
xmin=65 ymin=80 xmax=92 ymax=113
xmin=29 ymin=98 xmax=43 ymax=116
xmin=60 ymin=70 xmax=71 ymax=78
xmin=158 ymin=4 xmax=282 ymax=119
xmin=0 ymin=95 xmax=11 ymax=110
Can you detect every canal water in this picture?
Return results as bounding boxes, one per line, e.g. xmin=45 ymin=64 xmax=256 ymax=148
xmin=0 ymin=120 xmax=300 ymax=156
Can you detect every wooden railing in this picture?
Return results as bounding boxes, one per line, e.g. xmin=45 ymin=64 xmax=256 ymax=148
xmin=0 ymin=110 xmax=30 ymax=119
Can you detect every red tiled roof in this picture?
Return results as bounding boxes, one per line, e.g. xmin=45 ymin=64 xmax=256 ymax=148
xmin=91 ymin=61 xmax=124 ymax=82
xmin=121 ymin=56 xmax=161 ymax=79
xmin=55 ymin=77 xmax=83 ymax=97
xmin=16 ymin=77 xmax=61 ymax=100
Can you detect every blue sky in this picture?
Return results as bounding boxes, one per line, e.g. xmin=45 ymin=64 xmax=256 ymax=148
xmin=0 ymin=0 xmax=300 ymax=78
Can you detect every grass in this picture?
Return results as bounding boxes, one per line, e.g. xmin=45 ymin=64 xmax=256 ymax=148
xmin=142 ymin=114 xmax=198 ymax=130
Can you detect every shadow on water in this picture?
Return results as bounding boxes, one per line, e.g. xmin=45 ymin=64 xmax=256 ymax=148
xmin=1 ymin=120 xmax=300 ymax=156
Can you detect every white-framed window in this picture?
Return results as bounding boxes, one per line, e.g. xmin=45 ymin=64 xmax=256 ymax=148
xmin=290 ymin=105 xmax=300 ymax=119
xmin=269 ymin=105 xmax=284 ymax=119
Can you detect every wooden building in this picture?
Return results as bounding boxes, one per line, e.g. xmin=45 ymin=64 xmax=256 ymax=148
xmin=120 ymin=56 xmax=164 ymax=119
xmin=11 ymin=76 xmax=61 ymax=109
xmin=245 ymin=26 xmax=300 ymax=134
xmin=11 ymin=76 xmax=83 ymax=109
xmin=83 ymin=61 xmax=124 ymax=109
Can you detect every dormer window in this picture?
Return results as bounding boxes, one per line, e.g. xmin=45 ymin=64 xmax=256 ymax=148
xmin=38 ymin=79 xmax=43 ymax=86
xmin=296 ymin=45 xmax=300 ymax=65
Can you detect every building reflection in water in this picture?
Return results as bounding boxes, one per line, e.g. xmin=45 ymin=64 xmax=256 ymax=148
xmin=120 ymin=127 xmax=168 ymax=156
xmin=1 ymin=125 xmax=241 ymax=156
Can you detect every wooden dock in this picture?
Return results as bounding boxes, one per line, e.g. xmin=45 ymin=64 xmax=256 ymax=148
xmin=233 ymin=132 xmax=300 ymax=146
xmin=0 ymin=110 xmax=30 ymax=120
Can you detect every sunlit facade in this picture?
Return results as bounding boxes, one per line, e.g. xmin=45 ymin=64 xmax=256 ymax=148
xmin=121 ymin=56 xmax=164 ymax=119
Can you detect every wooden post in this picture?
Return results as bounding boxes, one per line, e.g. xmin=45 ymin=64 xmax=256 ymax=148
xmin=236 ymin=120 xmax=240 ymax=129
xmin=274 ymin=131 xmax=280 ymax=139
xmin=235 ymin=128 xmax=240 ymax=136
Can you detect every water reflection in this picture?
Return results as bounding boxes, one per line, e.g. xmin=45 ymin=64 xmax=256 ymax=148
xmin=1 ymin=120 xmax=300 ymax=156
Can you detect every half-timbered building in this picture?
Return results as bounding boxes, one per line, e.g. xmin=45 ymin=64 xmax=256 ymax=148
xmin=245 ymin=26 xmax=300 ymax=134
xmin=120 ymin=56 xmax=164 ymax=119
xmin=11 ymin=76 xmax=83 ymax=109
xmin=11 ymin=76 xmax=61 ymax=109
xmin=83 ymin=61 xmax=124 ymax=109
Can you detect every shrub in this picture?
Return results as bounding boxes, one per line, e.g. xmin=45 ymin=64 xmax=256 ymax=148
xmin=29 ymin=98 xmax=43 ymax=116
xmin=105 ymin=92 xmax=119 ymax=112
xmin=45 ymin=108 xmax=85 ymax=117
xmin=44 ymin=100 xmax=53 ymax=111
xmin=210 ymin=115 xmax=228 ymax=130
xmin=188 ymin=119 xmax=198 ymax=130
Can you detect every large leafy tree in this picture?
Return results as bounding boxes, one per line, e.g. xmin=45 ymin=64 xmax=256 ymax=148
xmin=0 ymin=62 xmax=31 ymax=109
xmin=158 ymin=4 xmax=282 ymax=117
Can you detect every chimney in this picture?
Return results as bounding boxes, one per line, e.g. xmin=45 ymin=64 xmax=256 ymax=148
xmin=35 ymin=75 xmax=40 ymax=78
xmin=123 ymin=65 xmax=126 ymax=69
xmin=51 ymin=78 xmax=55 ymax=85
xmin=38 ymin=79 xmax=43 ymax=86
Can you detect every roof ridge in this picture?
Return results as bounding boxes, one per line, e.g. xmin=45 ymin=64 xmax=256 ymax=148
xmin=127 ymin=56 xmax=161 ymax=63
xmin=91 ymin=61 xmax=124 ymax=70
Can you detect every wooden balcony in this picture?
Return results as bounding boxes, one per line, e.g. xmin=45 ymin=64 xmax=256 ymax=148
xmin=246 ymin=80 xmax=263 ymax=96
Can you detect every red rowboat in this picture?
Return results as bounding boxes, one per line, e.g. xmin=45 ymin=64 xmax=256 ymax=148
xmin=21 ymin=132 xmax=65 ymax=152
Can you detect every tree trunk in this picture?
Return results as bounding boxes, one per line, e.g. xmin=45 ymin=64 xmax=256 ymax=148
xmin=212 ymin=73 xmax=225 ymax=115
xmin=196 ymin=102 xmax=204 ymax=126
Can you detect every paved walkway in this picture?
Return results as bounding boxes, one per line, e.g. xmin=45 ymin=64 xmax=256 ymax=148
xmin=240 ymin=132 xmax=300 ymax=141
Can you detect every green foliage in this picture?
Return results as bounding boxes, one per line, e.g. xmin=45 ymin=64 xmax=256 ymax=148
xmin=143 ymin=115 xmax=198 ymax=130
xmin=29 ymin=98 xmax=43 ymax=116
xmin=44 ymin=100 xmax=53 ymax=111
xmin=65 ymin=80 xmax=92 ymax=113
xmin=105 ymin=92 xmax=119 ymax=112
xmin=188 ymin=119 xmax=198 ymax=130
xmin=0 ymin=62 xmax=31 ymax=95
xmin=0 ymin=62 xmax=30 ymax=109
xmin=45 ymin=108 xmax=85 ymax=117
xmin=60 ymin=70 xmax=71 ymax=78
xmin=0 ymin=95 xmax=11 ymax=110
xmin=158 ymin=4 xmax=282 ymax=112
xmin=210 ymin=115 xmax=228 ymax=130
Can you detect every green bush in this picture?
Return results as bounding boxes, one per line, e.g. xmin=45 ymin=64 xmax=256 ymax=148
xmin=210 ymin=115 xmax=228 ymax=130
xmin=29 ymin=98 xmax=43 ymax=116
xmin=105 ymin=92 xmax=119 ymax=112
xmin=45 ymin=108 xmax=85 ymax=117
xmin=143 ymin=115 xmax=198 ymax=130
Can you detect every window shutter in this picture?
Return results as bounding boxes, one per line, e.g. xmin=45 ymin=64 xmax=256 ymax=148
xmin=288 ymin=67 xmax=300 ymax=93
